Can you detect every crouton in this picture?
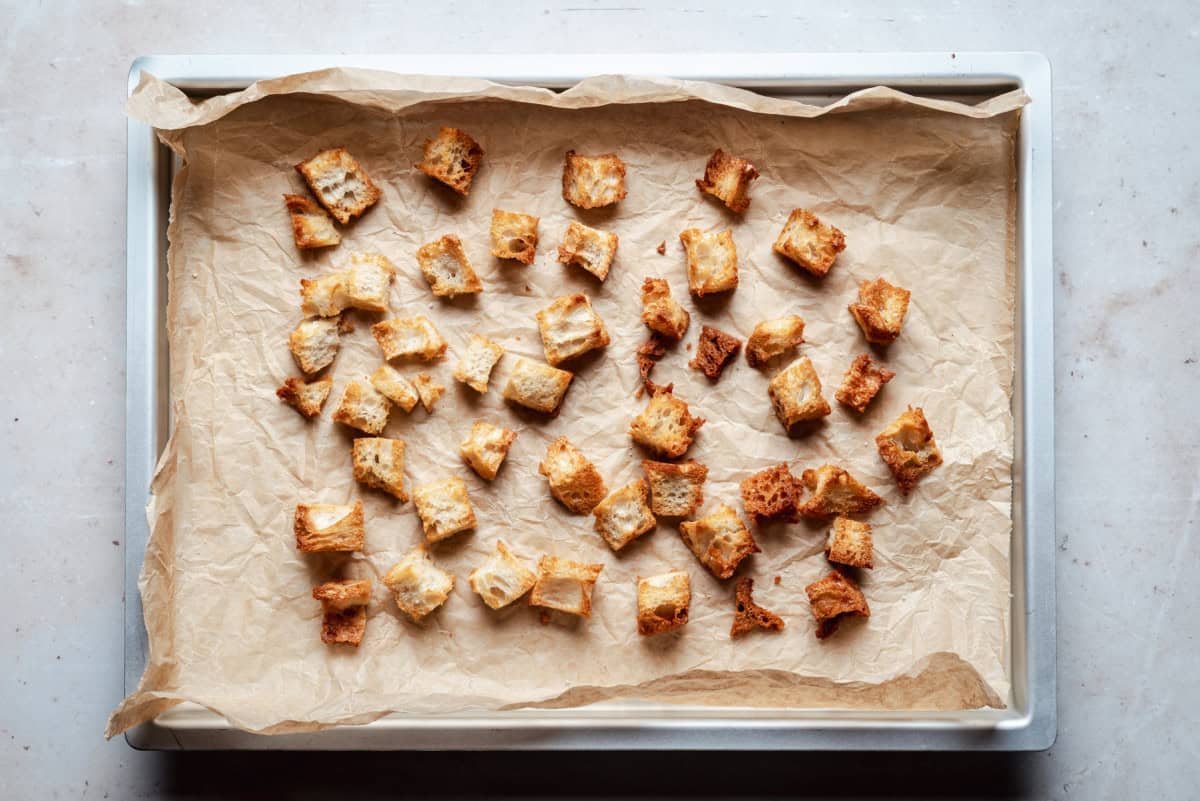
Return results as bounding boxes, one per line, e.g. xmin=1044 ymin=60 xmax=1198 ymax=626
xmin=288 ymin=317 xmax=340 ymax=375
xmin=637 ymin=570 xmax=691 ymax=636
xmin=469 ymin=539 xmax=537 ymax=610
xmin=415 ymin=127 xmax=483 ymax=195
xmin=835 ymin=354 xmax=895 ymax=413
xmin=529 ymin=555 xmax=604 ymax=618
xmin=593 ymin=479 xmax=657 ymax=551
xmin=561 ymin=150 xmax=627 ymax=209
xmin=351 ymin=437 xmax=408 ymax=502
xmin=849 ymin=277 xmax=911 ymax=345
xmin=797 ymin=464 xmax=883 ymax=518
xmin=276 ymin=376 xmax=332 ymax=419
xmin=299 ymin=253 xmax=396 ymax=317
xmin=557 ymin=221 xmax=619 ymax=281
xmin=453 ymin=334 xmax=504 ymax=393
xmin=739 ymin=463 xmax=803 ymax=526
xmin=731 ymin=576 xmax=785 ymax=637
xmin=369 ymin=365 xmax=420 ymax=412
xmin=640 ymin=277 xmax=690 ymax=340
xmin=805 ymin=570 xmax=869 ymax=639
xmin=490 ymin=209 xmax=539 ymax=264
xmin=695 ymin=149 xmax=759 ymax=213
xmin=875 ymin=406 xmax=943 ymax=492
xmin=636 ymin=335 xmax=673 ymax=398
xmin=312 ymin=579 xmax=371 ymax=646
xmin=826 ymin=517 xmax=873 ymax=569
xmin=767 ymin=356 xmax=832 ymax=430
xmin=416 ymin=234 xmax=482 ymax=298
xmin=295 ymin=148 xmax=381 ymax=224
xmin=283 ymin=193 xmax=341 ymax=250
xmin=689 ymin=325 xmax=742 ymax=380
xmin=642 ymin=460 xmax=707 ymax=517
xmin=538 ymin=437 xmax=607 ymax=514
xmin=680 ymin=228 xmax=738 ymax=297
xmin=772 ymin=208 xmax=846 ymax=277
xmin=294 ymin=502 xmax=364 ymax=552
xmin=536 ymin=294 xmax=611 ymax=366
xmin=412 ymin=476 xmax=476 ymax=543
xmin=502 ymin=358 xmax=573 ymax=415
xmin=332 ymin=379 xmax=392 ymax=435
xmin=384 ymin=546 xmax=454 ymax=622
xmin=413 ymin=373 xmax=445 ymax=412
xmin=745 ymin=316 xmax=805 ymax=368
xmin=629 ymin=391 xmax=704 ymax=459
xmin=371 ymin=316 xmax=448 ymax=362
xmin=679 ymin=504 xmax=759 ymax=580
xmin=460 ymin=421 xmax=517 ymax=481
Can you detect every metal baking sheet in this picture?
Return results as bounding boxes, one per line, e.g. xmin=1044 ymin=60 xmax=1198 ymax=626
xmin=124 ymin=52 xmax=1055 ymax=750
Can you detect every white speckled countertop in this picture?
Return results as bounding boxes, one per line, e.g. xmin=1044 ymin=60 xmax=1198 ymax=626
xmin=1 ymin=2 xmax=1196 ymax=798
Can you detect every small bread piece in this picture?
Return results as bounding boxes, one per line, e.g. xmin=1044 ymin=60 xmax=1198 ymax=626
xmin=640 ymin=277 xmax=690 ymax=340
xmin=276 ymin=377 xmax=332 ymax=418
xmin=294 ymin=502 xmax=364 ymax=552
xmin=689 ymin=325 xmax=742 ymax=380
xmin=739 ymin=463 xmax=803 ymax=526
xmin=469 ymin=539 xmax=537 ymax=610
xmin=629 ymin=391 xmax=704 ymax=459
xmin=284 ymin=193 xmax=341 ymax=250
xmin=745 ymin=316 xmax=806 ymax=368
xmin=371 ymin=316 xmax=448 ymax=362
xmin=413 ymin=374 xmax=445 ymax=413
xmin=695 ymin=149 xmax=759 ymax=213
xmin=453 ymin=334 xmax=505 ymax=393
xmin=731 ymin=576 xmax=785 ymax=637
xmin=636 ymin=335 xmax=673 ymax=398
xmin=805 ymin=570 xmax=869 ymax=639
xmin=679 ymin=504 xmax=759 ymax=580
xmin=849 ymin=277 xmax=911 ymax=345
xmin=312 ymin=579 xmax=371 ymax=646
xmin=369 ymin=365 xmax=420 ymax=413
xmin=797 ymin=464 xmax=884 ymax=518
xmin=592 ymin=480 xmax=657 ymax=551
xmin=825 ymin=517 xmax=874 ymax=569
xmin=490 ymin=209 xmax=539 ymax=264
xmin=538 ymin=437 xmax=607 ymax=514
xmin=772 ymin=208 xmax=846 ymax=277
xmin=416 ymin=234 xmax=482 ymax=298
xmin=502 ymin=358 xmax=573 ymax=415
xmin=680 ymin=228 xmax=738 ymax=297
xmin=412 ymin=476 xmax=476 ymax=543
xmin=384 ymin=546 xmax=454 ymax=622
xmin=642 ymin=460 xmax=707 ymax=517
xmin=835 ymin=354 xmax=895 ymax=413
xmin=536 ymin=293 xmax=611 ymax=366
xmin=561 ymin=150 xmax=627 ymax=209
xmin=299 ymin=253 xmax=396 ymax=317
xmin=415 ymin=127 xmax=483 ymax=196
xmin=295 ymin=148 xmax=381 ymax=224
xmin=767 ymin=356 xmax=832 ymax=430
xmin=332 ymin=379 xmax=392 ymax=435
xmin=288 ymin=318 xmax=340 ymax=375
xmin=637 ymin=570 xmax=691 ymax=636
xmin=529 ymin=555 xmax=604 ymax=618
xmin=557 ymin=221 xmax=619 ymax=281
xmin=460 ymin=421 xmax=517 ymax=481
xmin=352 ymin=437 xmax=408 ymax=502
xmin=875 ymin=406 xmax=943 ymax=492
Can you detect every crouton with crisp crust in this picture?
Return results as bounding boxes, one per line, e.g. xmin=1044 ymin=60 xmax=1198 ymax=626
xmin=529 ymin=555 xmax=604 ymax=618
xmin=536 ymin=294 xmax=610 ymax=366
xmin=876 ymin=406 xmax=943 ymax=492
xmin=416 ymin=234 xmax=483 ymax=298
xmin=797 ymin=465 xmax=883 ymax=518
xmin=460 ymin=421 xmax=517 ymax=481
xmin=412 ymin=476 xmax=476 ymax=543
xmin=637 ymin=571 xmax=690 ymax=636
xmin=768 ymin=356 xmax=832 ymax=430
xmin=557 ymin=221 xmax=618 ymax=281
xmin=835 ymin=354 xmax=895 ymax=413
xmin=384 ymin=546 xmax=454 ymax=622
xmin=731 ymin=577 xmax=785 ymax=637
xmin=642 ymin=460 xmax=707 ymax=517
xmin=772 ymin=208 xmax=845 ymax=277
xmin=679 ymin=504 xmax=759 ymax=580
xmin=312 ymin=579 xmax=371 ymax=646
xmin=300 ymin=253 xmax=396 ymax=317
xmin=416 ymin=127 xmax=483 ymax=195
xmin=276 ymin=377 xmax=332 ymax=419
xmin=746 ymin=316 xmax=805 ymax=368
xmin=371 ymin=316 xmax=447 ymax=362
xmin=850 ymin=277 xmax=911 ymax=345
xmin=369 ymin=365 xmax=420 ymax=412
xmin=629 ymin=391 xmax=704 ymax=459
xmin=413 ymin=374 xmax=445 ymax=412
xmin=636 ymin=335 xmax=673 ymax=397
xmin=284 ymin=194 xmax=341 ymax=250
xmin=453 ymin=334 xmax=504 ymax=393
xmin=805 ymin=570 xmax=869 ymax=639
xmin=562 ymin=150 xmax=627 ymax=209
xmin=469 ymin=539 xmax=537 ymax=610
xmin=740 ymin=463 xmax=803 ymax=526
xmin=592 ymin=480 xmax=656 ymax=551
xmin=332 ymin=379 xmax=392 ymax=435
xmin=539 ymin=437 xmax=607 ymax=514
xmin=696 ymin=149 xmax=759 ymax=213
xmin=295 ymin=148 xmax=381 ymax=224
xmin=680 ymin=228 xmax=738 ymax=297
xmin=294 ymin=502 xmax=364 ymax=552
xmin=352 ymin=437 xmax=408 ymax=502
xmin=490 ymin=209 xmax=539 ymax=264
xmin=826 ymin=517 xmax=873 ymax=569
xmin=288 ymin=317 xmax=340 ymax=375
xmin=640 ymin=277 xmax=690 ymax=340
xmin=689 ymin=325 xmax=741 ymax=380
xmin=502 ymin=358 xmax=573 ymax=415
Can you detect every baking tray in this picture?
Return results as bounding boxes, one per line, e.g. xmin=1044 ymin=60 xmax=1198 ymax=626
xmin=124 ymin=52 xmax=1055 ymax=750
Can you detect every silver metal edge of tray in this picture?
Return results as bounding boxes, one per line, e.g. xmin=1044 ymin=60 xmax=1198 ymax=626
xmin=123 ymin=52 xmax=1054 ymax=751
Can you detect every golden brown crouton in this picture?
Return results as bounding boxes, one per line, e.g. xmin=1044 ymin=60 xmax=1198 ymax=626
xmin=415 ymin=127 xmax=483 ymax=195
xmin=745 ymin=316 xmax=806 ymax=368
xmin=352 ymin=437 xmax=408 ymax=502
xmin=557 ymin=221 xmax=619 ymax=281
xmin=875 ymin=406 xmax=943 ymax=493
xmin=538 ymin=437 xmax=607 ymax=514
xmin=312 ymin=579 xmax=371 ymax=646
xmin=502 ymin=358 xmax=573 ymax=415
xmin=679 ymin=505 xmax=759 ymax=580
xmin=299 ymin=253 xmax=396 ymax=317
xmin=276 ymin=376 xmax=333 ymax=419
xmin=384 ymin=546 xmax=454 ymax=621
xmin=849 ymin=277 xmax=911 ymax=345
xmin=629 ymin=391 xmax=704 ymax=459
xmin=826 ymin=517 xmax=873 ymax=569
xmin=772 ymin=208 xmax=846 ymax=277
xmin=288 ymin=317 xmax=340 ymax=375
xmin=637 ymin=570 xmax=691 ymax=636
xmin=529 ymin=555 xmax=604 ymax=617
xmin=680 ymin=228 xmax=738 ymax=297
xmin=536 ymin=293 xmax=611 ymax=367
xmin=805 ymin=570 xmax=869 ymax=639
xmin=731 ymin=576 xmax=785 ymax=637
xmin=695 ymin=149 xmax=759 ymax=213
xmin=284 ymin=193 xmax=341 ymax=250
xmin=562 ymin=150 xmax=627 ymax=209
xmin=739 ymin=463 xmax=803 ymax=526
xmin=835 ymin=354 xmax=895 ymax=413
xmin=294 ymin=502 xmax=365 ymax=552
xmin=636 ymin=335 xmax=673 ymax=398
xmin=416 ymin=234 xmax=483 ymax=298
xmin=295 ymin=148 xmax=381 ymax=224
xmin=332 ymin=379 xmax=392 ymax=435
xmin=460 ymin=421 xmax=517 ymax=481
xmin=489 ymin=209 xmax=539 ymax=264
xmin=642 ymin=459 xmax=707 ymax=517
xmin=453 ymin=334 xmax=505 ymax=394
xmin=640 ymin=277 xmax=690 ymax=340
xmin=469 ymin=539 xmax=537 ymax=610
xmin=797 ymin=465 xmax=884 ymax=518
xmin=593 ymin=479 xmax=657 ymax=551
xmin=768 ymin=356 xmax=832 ymax=430
xmin=689 ymin=325 xmax=742 ymax=380
xmin=371 ymin=316 xmax=448 ymax=362
xmin=412 ymin=476 xmax=476 ymax=543
xmin=413 ymin=374 xmax=445 ymax=412
xmin=369 ymin=365 xmax=420 ymax=412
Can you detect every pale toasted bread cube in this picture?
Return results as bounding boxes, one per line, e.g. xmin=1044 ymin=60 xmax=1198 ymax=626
xmin=416 ymin=234 xmax=482 ymax=298
xmin=416 ymin=127 xmax=483 ymax=195
xmin=593 ymin=479 xmax=656 ymax=551
xmin=557 ymin=221 xmax=618 ymax=281
xmin=371 ymin=316 xmax=448 ymax=362
xmin=876 ymin=406 xmax=943 ymax=492
xmin=529 ymin=555 xmax=604 ymax=617
xmin=629 ymin=391 xmax=705 ymax=459
xmin=453 ymin=334 xmax=505 ymax=393
xmin=384 ymin=546 xmax=454 ymax=622
xmin=826 ymin=517 xmax=873 ymax=569
xmin=739 ymin=463 xmax=803 ymax=526
xmin=797 ymin=464 xmax=883 ymax=518
xmin=561 ymin=150 xmax=627 ymax=209
xmin=276 ymin=376 xmax=332 ymax=419
xmin=352 ymin=437 xmax=408 ymax=502
xmin=412 ymin=476 xmax=476 ymax=543
xmin=536 ymin=293 xmax=611 ymax=367
xmin=805 ymin=570 xmax=869 ymax=639
xmin=538 ymin=437 xmax=607 ymax=514
xmin=288 ymin=317 xmax=341 ymax=375
xmin=502 ymin=358 xmax=573 ymax=415
xmin=284 ymin=193 xmax=341 ymax=250
xmin=745 ymin=316 xmax=805 ymax=368
xmin=469 ymin=539 xmax=537 ymax=610
xmin=294 ymin=501 xmax=364 ymax=552
xmin=731 ymin=576 xmax=785 ymax=637
xmin=678 ymin=504 xmax=759 ymax=580
xmin=835 ymin=354 xmax=895 ymax=413
xmin=332 ymin=379 xmax=392 ymax=435
xmin=849 ymin=277 xmax=911 ymax=345
xmin=413 ymin=373 xmax=445 ymax=412
xmin=642 ymin=460 xmax=707 ymax=517
xmin=490 ymin=209 xmax=539 ymax=264
xmin=295 ymin=148 xmax=381 ymax=224
xmin=640 ymin=277 xmax=690 ymax=340
xmin=768 ymin=356 xmax=832 ymax=430
xmin=460 ymin=421 xmax=517 ymax=481
xmin=312 ymin=578 xmax=371 ymax=646
xmin=695 ymin=149 xmax=759 ymax=213
xmin=689 ymin=325 xmax=741 ymax=380
xmin=637 ymin=570 xmax=690 ymax=636
xmin=299 ymin=253 xmax=396 ymax=317
xmin=772 ymin=208 xmax=846 ymax=277
xmin=369 ymin=365 xmax=420 ymax=413
xmin=680 ymin=228 xmax=738 ymax=297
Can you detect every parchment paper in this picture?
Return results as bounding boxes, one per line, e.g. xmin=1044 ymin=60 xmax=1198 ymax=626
xmin=108 ymin=69 xmax=1022 ymax=736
